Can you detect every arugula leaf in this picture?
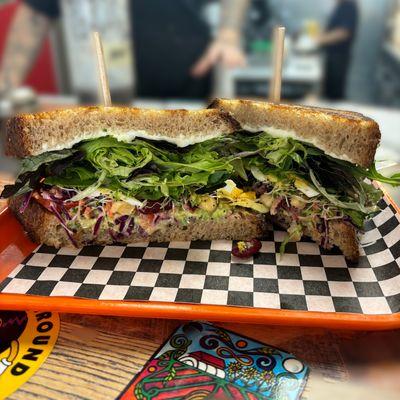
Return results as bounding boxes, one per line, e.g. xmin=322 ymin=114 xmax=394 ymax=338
xmin=231 ymin=158 xmax=248 ymax=180
xmin=361 ymin=164 xmax=400 ymax=186
xmin=345 ymin=210 xmax=369 ymax=229
xmin=1 ymin=171 xmax=39 ymax=198
xmin=4 ymin=130 xmax=396 ymax=223
xmin=45 ymin=166 xmax=97 ymax=187
xmin=309 ymin=170 xmax=379 ymax=214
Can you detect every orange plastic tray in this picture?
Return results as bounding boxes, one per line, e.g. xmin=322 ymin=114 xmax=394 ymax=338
xmin=1 ymin=189 xmax=400 ymax=330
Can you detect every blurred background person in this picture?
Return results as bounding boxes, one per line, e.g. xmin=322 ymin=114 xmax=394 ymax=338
xmin=1 ymin=1 xmax=399 ymax=106
xmin=317 ymin=0 xmax=359 ymax=100
xmin=0 ymin=1 xmax=399 ymax=125
xmin=0 ymin=0 xmax=249 ymax=101
xmin=0 ymin=0 xmax=400 ymax=187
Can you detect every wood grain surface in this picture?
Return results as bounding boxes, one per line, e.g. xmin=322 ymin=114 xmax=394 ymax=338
xmin=7 ymin=314 xmax=400 ymax=400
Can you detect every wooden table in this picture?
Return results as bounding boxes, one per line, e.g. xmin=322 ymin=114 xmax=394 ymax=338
xmin=1 ymin=171 xmax=400 ymax=400
xmin=8 ymin=315 xmax=400 ymax=400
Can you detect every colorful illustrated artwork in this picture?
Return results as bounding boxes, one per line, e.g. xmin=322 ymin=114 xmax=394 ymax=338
xmin=118 ymin=321 xmax=309 ymax=400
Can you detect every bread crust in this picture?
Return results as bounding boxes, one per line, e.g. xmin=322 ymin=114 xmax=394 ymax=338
xmin=9 ymin=196 xmax=267 ymax=248
xmin=6 ymin=106 xmax=241 ymax=158
xmin=272 ymin=210 xmax=359 ymax=261
xmin=210 ymin=98 xmax=380 ymax=167
xmin=6 ymin=101 xmax=380 ymax=167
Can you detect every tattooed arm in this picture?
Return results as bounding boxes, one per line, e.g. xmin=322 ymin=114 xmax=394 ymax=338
xmin=0 ymin=3 xmax=51 ymax=93
xmin=191 ymin=0 xmax=249 ymax=77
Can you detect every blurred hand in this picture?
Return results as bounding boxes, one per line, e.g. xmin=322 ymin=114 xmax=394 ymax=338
xmin=293 ymin=34 xmax=319 ymax=53
xmin=191 ymin=33 xmax=246 ymax=77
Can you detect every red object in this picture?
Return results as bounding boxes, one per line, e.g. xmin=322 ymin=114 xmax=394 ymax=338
xmin=32 ymin=192 xmax=53 ymax=211
xmin=0 ymin=0 xmax=58 ymax=93
xmin=232 ymin=239 xmax=262 ymax=259
xmin=119 ymin=359 xmax=260 ymax=400
xmin=139 ymin=200 xmax=173 ymax=214
xmin=189 ymin=351 xmax=226 ymax=369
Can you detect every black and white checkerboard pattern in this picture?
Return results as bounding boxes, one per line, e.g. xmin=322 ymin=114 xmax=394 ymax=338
xmin=1 ymin=198 xmax=400 ymax=315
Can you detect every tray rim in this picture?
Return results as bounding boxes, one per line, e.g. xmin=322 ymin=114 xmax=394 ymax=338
xmin=1 ymin=184 xmax=399 ymax=331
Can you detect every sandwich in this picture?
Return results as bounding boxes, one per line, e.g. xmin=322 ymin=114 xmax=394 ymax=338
xmin=2 ymin=100 xmax=399 ymax=261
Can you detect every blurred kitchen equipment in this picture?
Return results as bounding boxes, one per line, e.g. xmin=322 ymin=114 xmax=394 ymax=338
xmin=0 ymin=98 xmax=12 ymax=120
xmin=304 ymin=19 xmax=321 ymax=38
xmin=9 ymin=87 xmax=38 ymax=113
xmin=0 ymin=87 xmax=38 ymax=120
xmin=0 ymin=86 xmax=38 ymax=179
xmin=294 ymin=34 xmax=318 ymax=54
xmin=389 ymin=1 xmax=400 ymax=49
xmin=214 ymin=51 xmax=322 ymax=99
xmin=376 ymin=0 xmax=400 ymax=107
xmin=245 ymin=0 xmax=272 ymax=54
xmin=293 ymin=19 xmax=320 ymax=55
xmin=60 ymin=0 xmax=134 ymax=102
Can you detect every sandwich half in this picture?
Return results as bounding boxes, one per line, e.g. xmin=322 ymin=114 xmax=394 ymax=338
xmin=2 ymin=101 xmax=398 ymax=261
xmin=4 ymin=106 xmax=266 ymax=248
xmin=210 ymin=99 xmax=395 ymax=261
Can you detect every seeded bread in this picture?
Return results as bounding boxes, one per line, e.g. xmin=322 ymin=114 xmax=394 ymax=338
xmin=6 ymin=106 xmax=240 ymax=158
xmin=210 ymin=98 xmax=381 ymax=167
xmin=9 ymin=195 xmax=267 ymax=248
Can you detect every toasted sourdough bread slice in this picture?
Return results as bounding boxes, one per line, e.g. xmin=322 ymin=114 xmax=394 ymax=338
xmin=6 ymin=106 xmax=240 ymax=158
xmin=273 ymin=209 xmax=359 ymax=261
xmin=9 ymin=195 xmax=266 ymax=248
xmin=210 ymin=98 xmax=381 ymax=167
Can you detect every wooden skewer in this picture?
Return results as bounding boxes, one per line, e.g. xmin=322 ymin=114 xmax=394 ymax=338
xmin=269 ymin=26 xmax=286 ymax=103
xmin=92 ymin=31 xmax=112 ymax=107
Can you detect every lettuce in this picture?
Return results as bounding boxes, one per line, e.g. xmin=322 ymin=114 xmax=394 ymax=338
xmin=3 ymin=131 xmax=400 ymax=231
xmin=80 ymin=137 xmax=152 ymax=178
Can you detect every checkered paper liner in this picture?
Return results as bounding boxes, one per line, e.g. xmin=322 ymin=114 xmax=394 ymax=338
xmin=1 ymin=197 xmax=400 ymax=315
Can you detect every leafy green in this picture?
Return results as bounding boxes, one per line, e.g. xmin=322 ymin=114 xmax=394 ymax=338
xmin=20 ymin=149 xmax=75 ymax=174
xmin=357 ymin=163 xmax=400 ymax=186
xmin=69 ymin=170 xmax=107 ymax=201
xmin=44 ymin=166 xmax=97 ymax=187
xmin=1 ymin=170 xmax=41 ymax=198
xmin=309 ymin=170 xmax=379 ymax=214
xmin=4 ymin=130 xmax=400 ymax=233
xmin=279 ymin=224 xmax=302 ymax=256
xmin=345 ymin=210 xmax=369 ymax=229
xmin=231 ymin=158 xmax=248 ymax=180
xmin=80 ymin=136 xmax=153 ymax=178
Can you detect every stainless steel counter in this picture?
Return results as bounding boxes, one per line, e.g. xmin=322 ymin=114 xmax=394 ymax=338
xmin=214 ymin=53 xmax=323 ymax=98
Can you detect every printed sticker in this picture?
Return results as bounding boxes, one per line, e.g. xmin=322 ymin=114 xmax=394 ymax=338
xmin=119 ymin=321 xmax=309 ymax=399
xmin=0 ymin=310 xmax=60 ymax=399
